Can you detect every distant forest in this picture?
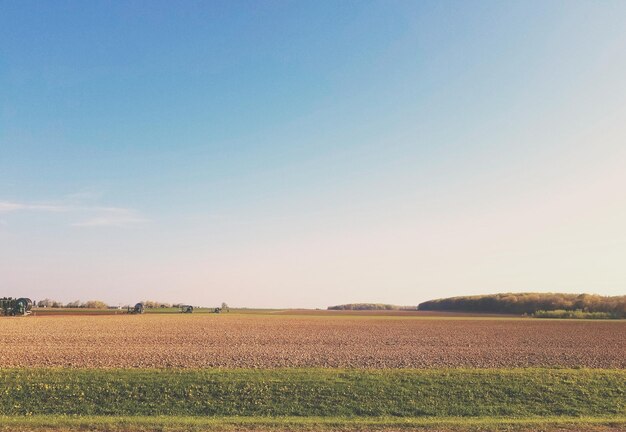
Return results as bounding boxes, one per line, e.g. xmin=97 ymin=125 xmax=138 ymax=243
xmin=418 ymin=293 xmax=626 ymax=317
xmin=328 ymin=303 xmax=416 ymax=311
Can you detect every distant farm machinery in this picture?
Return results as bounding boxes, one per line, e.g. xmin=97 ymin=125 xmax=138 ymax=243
xmin=130 ymin=304 xmax=222 ymax=314
xmin=180 ymin=305 xmax=194 ymax=313
xmin=0 ymin=297 xmax=33 ymax=316
xmin=128 ymin=303 xmax=201 ymax=314
xmin=179 ymin=305 xmax=222 ymax=313
xmin=128 ymin=303 xmax=145 ymax=314
xmin=0 ymin=297 xmax=220 ymax=316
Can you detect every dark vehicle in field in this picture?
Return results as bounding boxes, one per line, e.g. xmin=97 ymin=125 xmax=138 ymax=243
xmin=128 ymin=303 xmax=144 ymax=314
xmin=0 ymin=297 xmax=33 ymax=316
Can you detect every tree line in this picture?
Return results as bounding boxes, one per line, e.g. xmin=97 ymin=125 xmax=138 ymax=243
xmin=328 ymin=303 xmax=417 ymax=311
xmin=417 ymin=293 xmax=626 ymax=317
xmin=36 ymin=299 xmax=182 ymax=309
xmin=36 ymin=299 xmax=109 ymax=309
xmin=35 ymin=299 xmax=230 ymax=311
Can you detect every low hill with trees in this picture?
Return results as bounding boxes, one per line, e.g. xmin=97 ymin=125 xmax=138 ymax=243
xmin=418 ymin=293 xmax=626 ymax=318
xmin=328 ymin=303 xmax=416 ymax=311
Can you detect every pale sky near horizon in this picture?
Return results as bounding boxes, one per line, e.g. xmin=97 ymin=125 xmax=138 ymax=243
xmin=1 ymin=1 xmax=626 ymax=308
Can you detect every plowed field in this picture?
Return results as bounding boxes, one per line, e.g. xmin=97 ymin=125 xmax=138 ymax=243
xmin=1 ymin=315 xmax=624 ymax=368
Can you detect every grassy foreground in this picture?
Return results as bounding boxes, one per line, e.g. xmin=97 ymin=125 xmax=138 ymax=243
xmin=0 ymin=415 xmax=625 ymax=431
xmin=0 ymin=368 xmax=624 ymax=430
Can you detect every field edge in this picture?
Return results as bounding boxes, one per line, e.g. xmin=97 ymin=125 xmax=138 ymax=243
xmin=0 ymin=415 xmax=625 ymax=431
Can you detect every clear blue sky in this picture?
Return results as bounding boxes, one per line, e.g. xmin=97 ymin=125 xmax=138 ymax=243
xmin=1 ymin=0 xmax=625 ymax=307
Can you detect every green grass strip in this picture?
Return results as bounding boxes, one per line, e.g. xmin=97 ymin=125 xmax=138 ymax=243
xmin=0 ymin=368 xmax=623 ymax=418
xmin=0 ymin=415 xmax=625 ymax=431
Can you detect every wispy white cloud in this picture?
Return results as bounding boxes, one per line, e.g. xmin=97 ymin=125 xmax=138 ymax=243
xmin=64 ymin=188 xmax=104 ymax=202
xmin=0 ymin=201 xmax=70 ymax=213
xmin=0 ymin=200 xmax=148 ymax=228
xmin=72 ymin=208 xmax=148 ymax=227
xmin=0 ymin=202 xmax=23 ymax=213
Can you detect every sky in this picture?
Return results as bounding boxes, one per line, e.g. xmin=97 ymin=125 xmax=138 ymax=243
xmin=1 ymin=0 xmax=626 ymax=308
